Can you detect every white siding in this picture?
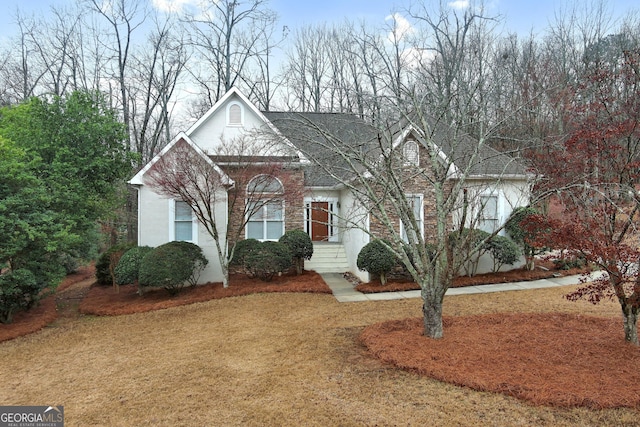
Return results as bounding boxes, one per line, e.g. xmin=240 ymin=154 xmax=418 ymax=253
xmin=137 ymin=185 xmax=228 ymax=284
xmin=188 ymin=93 xmax=275 ymax=155
xmin=339 ymin=188 xmax=370 ymax=282
xmin=452 ymin=178 xmax=530 ymax=274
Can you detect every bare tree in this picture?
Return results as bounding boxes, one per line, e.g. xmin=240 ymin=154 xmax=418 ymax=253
xmin=4 ymin=9 xmax=47 ymax=102
xmin=282 ymin=24 xmax=331 ymax=112
xmin=183 ymin=0 xmax=279 ymax=108
xmin=84 ymin=0 xmax=148 ymax=148
xmin=270 ymin=4 xmax=531 ymax=339
xmin=129 ymin=15 xmax=188 ymax=164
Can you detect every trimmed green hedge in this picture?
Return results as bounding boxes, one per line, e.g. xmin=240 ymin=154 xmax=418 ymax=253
xmin=95 ymin=242 xmax=135 ymax=285
xmin=279 ymin=230 xmax=313 ymax=275
xmin=244 ymin=241 xmax=292 ymax=281
xmin=357 ymin=239 xmax=396 ymax=285
xmin=139 ymin=242 xmax=208 ymax=295
xmin=114 ymin=246 xmax=153 ymax=286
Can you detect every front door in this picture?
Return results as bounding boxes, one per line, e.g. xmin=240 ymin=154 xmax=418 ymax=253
xmin=310 ymin=202 xmax=330 ymax=241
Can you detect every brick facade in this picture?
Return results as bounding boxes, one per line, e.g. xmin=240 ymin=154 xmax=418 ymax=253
xmin=368 ymin=142 xmax=455 ymax=244
xmin=222 ymin=163 xmax=305 ymax=247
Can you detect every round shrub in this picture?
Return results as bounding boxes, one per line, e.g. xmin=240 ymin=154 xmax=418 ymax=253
xmin=114 ymin=246 xmax=153 ymax=286
xmin=230 ymin=238 xmax=260 ymax=266
xmin=486 ymin=235 xmax=521 ymax=272
xmin=279 ymin=229 xmax=313 ymax=275
xmin=244 ymin=241 xmax=292 ymax=281
xmin=139 ymin=241 xmax=208 ymax=295
xmin=95 ymin=242 xmax=135 ymax=285
xmin=357 ymin=239 xmax=396 ymax=285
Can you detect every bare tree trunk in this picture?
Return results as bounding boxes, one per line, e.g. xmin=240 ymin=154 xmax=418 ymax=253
xmin=622 ymin=305 xmax=639 ymax=345
xmin=421 ymin=287 xmax=444 ymax=339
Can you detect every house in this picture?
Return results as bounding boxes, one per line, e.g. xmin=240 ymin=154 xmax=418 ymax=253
xmin=129 ymin=88 xmax=531 ymax=284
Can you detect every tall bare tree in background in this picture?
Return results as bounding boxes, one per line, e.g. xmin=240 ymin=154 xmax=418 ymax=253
xmin=183 ymin=0 xmax=282 ymax=112
xmin=85 ymin=0 xmax=148 ymax=150
xmin=129 ymin=15 xmax=188 ymax=164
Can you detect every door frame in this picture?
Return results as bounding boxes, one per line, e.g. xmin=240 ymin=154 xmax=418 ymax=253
xmin=304 ymin=197 xmax=340 ymax=242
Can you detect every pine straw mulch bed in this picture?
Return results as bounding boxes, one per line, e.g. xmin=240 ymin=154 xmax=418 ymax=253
xmin=356 ymin=261 xmax=588 ymax=293
xmin=0 ymin=264 xmax=96 ymax=343
xmin=0 ymin=268 xmax=330 ymax=341
xmin=79 ymin=270 xmax=332 ymax=316
xmin=360 ymin=313 xmax=640 ymax=409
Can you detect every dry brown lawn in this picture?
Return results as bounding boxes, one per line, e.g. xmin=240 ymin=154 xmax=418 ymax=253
xmin=1 ymin=277 xmax=639 ymax=426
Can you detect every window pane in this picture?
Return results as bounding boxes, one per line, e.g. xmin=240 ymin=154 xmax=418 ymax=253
xmin=402 ymin=195 xmax=423 ymax=242
xmin=266 ymin=221 xmax=283 ymax=240
xmin=411 ymin=196 xmax=421 ymax=218
xmin=266 ymin=202 xmax=283 ymax=220
xmin=248 ymin=202 xmax=264 ymax=220
xmin=175 ymin=221 xmax=192 ymax=241
xmin=481 ymin=196 xmax=498 ymax=218
xmin=478 ymin=195 xmax=498 ymax=233
xmin=247 ymin=221 xmax=264 ymax=239
xmin=248 ymin=175 xmax=283 ymax=194
xmin=175 ymin=201 xmax=192 ymax=221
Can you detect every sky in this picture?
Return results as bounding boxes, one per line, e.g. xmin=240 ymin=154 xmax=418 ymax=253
xmin=0 ymin=0 xmax=638 ymax=41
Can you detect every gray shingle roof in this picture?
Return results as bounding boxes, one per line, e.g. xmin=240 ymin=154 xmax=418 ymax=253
xmin=263 ymin=111 xmax=527 ymax=187
xmin=263 ymin=111 xmax=378 ymax=187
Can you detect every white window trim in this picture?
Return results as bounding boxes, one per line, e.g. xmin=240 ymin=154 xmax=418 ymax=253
xmin=245 ymin=199 xmax=285 ymax=241
xmin=226 ymin=102 xmax=244 ymax=126
xmin=400 ymin=193 xmax=424 ymax=242
xmin=169 ymin=199 xmax=198 ymax=244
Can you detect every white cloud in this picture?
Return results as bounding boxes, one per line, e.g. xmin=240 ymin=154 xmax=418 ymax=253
xmin=385 ymin=13 xmax=414 ymax=42
xmin=448 ymin=0 xmax=470 ymax=10
xmin=151 ymin=0 xmax=201 ymax=14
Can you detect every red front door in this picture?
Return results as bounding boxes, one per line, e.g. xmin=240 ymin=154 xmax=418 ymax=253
xmin=310 ymin=202 xmax=330 ymax=241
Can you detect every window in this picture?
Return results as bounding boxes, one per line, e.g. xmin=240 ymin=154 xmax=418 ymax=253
xmin=478 ymin=195 xmax=499 ymax=233
xmin=227 ymin=103 xmax=243 ymax=126
xmin=401 ymin=194 xmax=423 ymax=242
xmin=246 ymin=175 xmax=285 ymax=240
xmin=403 ymin=140 xmax=419 ymax=166
xmin=173 ymin=200 xmax=195 ymax=242
xmin=247 ymin=175 xmax=284 ymax=194
xmin=247 ymin=201 xmax=284 ymax=240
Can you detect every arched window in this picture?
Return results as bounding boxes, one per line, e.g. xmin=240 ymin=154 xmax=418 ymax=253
xmin=246 ymin=175 xmax=284 ymax=240
xmin=403 ymin=140 xmax=419 ymax=166
xmin=227 ymin=103 xmax=243 ymax=126
xmin=247 ymin=175 xmax=284 ymax=194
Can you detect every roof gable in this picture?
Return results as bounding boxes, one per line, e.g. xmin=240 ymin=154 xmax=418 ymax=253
xmin=185 ymin=87 xmax=265 ymax=137
xmin=128 ymin=132 xmax=233 ymax=187
xmin=185 ymin=88 xmax=306 ymax=161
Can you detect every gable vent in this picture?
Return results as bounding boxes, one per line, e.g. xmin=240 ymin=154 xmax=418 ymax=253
xmin=228 ymin=104 xmax=242 ymax=125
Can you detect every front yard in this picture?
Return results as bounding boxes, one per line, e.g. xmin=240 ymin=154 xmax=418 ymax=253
xmin=0 ymin=281 xmax=638 ymax=425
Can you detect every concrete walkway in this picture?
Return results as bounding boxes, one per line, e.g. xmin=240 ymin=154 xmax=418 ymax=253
xmin=320 ymin=271 xmax=607 ymax=303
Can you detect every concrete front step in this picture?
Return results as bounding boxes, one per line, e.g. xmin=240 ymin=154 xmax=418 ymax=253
xmin=306 ymin=243 xmax=350 ymax=273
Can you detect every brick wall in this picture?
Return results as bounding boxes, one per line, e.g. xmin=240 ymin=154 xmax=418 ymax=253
xmin=222 ymin=163 xmax=305 ymax=247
